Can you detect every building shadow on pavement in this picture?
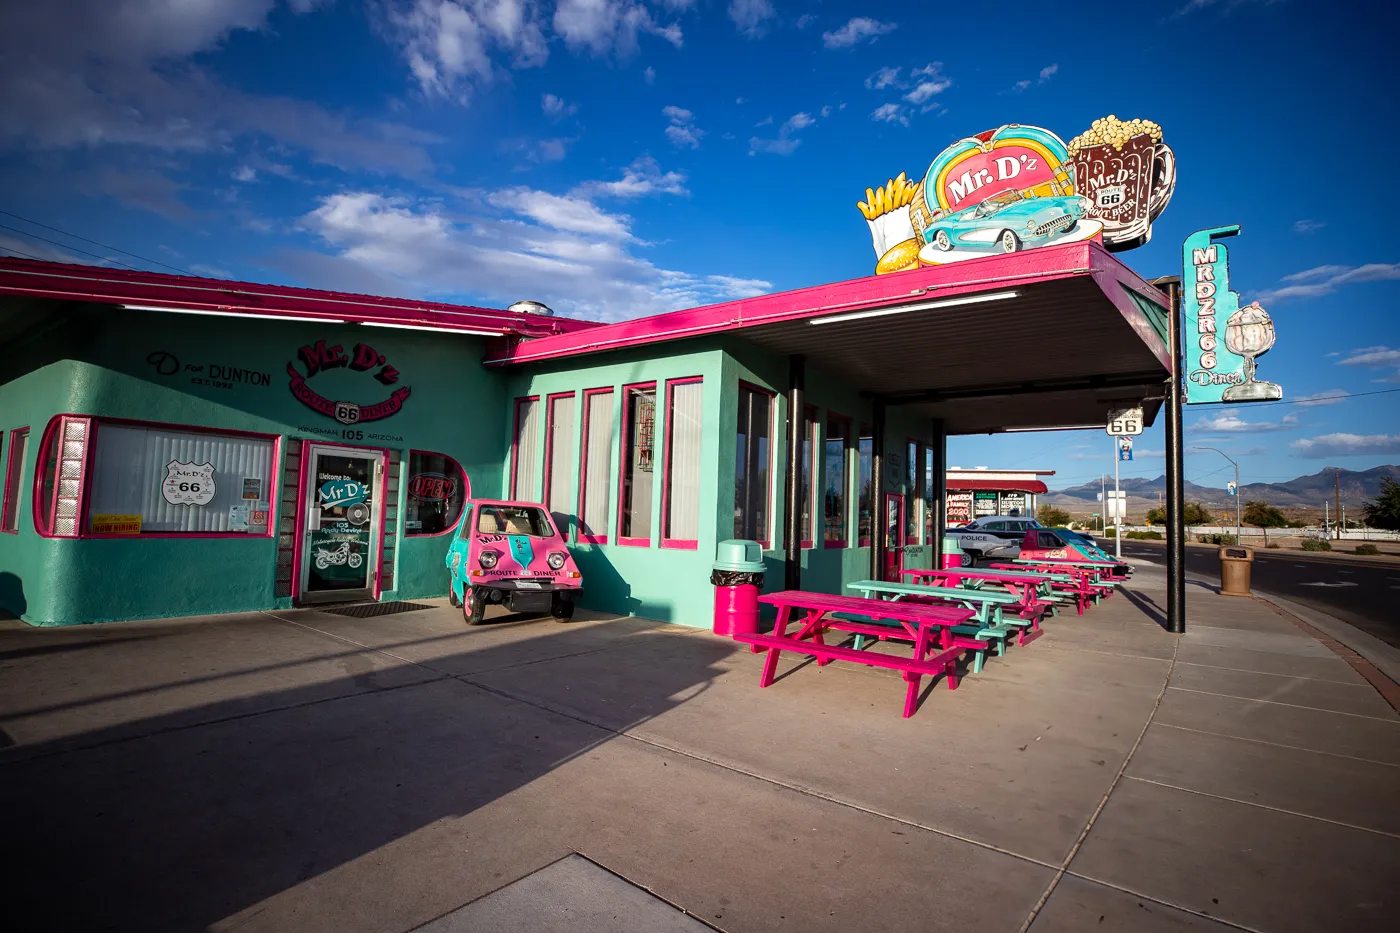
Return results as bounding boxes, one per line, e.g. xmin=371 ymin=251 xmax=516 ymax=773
xmin=0 ymin=614 xmax=734 ymax=932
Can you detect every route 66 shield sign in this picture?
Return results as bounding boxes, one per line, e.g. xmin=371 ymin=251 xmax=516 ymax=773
xmin=162 ymin=460 xmax=216 ymax=506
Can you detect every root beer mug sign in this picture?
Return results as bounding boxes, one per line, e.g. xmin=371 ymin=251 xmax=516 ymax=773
xmin=1182 ymin=225 xmax=1283 ymax=404
xmin=859 ymin=116 xmax=1175 ymax=274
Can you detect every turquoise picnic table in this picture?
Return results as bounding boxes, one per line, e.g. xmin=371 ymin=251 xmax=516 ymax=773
xmin=1001 ymin=560 xmax=1119 ymax=611
xmin=846 ymin=579 xmax=1044 ymax=672
xmin=901 ymin=567 xmax=1068 ymax=615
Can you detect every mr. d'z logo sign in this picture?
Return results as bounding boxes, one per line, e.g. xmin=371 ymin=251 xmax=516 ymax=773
xmin=287 ymin=340 xmax=412 ymax=426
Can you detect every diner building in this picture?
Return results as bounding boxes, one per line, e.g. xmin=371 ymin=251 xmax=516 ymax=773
xmin=0 ymin=242 xmax=1170 ymax=629
xmin=945 ymin=468 xmax=1056 ymax=524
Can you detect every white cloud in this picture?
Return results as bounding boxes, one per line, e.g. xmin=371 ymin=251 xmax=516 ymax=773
xmin=1254 ymin=263 xmax=1400 ymax=301
xmin=871 ymin=102 xmax=908 ymax=126
xmin=644 ymin=65 xmax=655 ymax=83
xmin=904 ymin=72 xmax=951 ymax=105
xmin=822 ymin=17 xmax=896 ymax=48
xmin=1293 ymin=219 xmax=1326 ymax=233
xmin=233 ymin=165 xmax=257 ymax=182
xmin=572 ymin=155 xmax=688 ymax=198
xmin=819 ymin=105 xmax=831 ymax=118
xmin=795 ymin=14 xmax=814 ymax=29
xmin=1173 ymin=0 xmax=1284 ymax=18
xmin=553 ymin=0 xmax=683 ymax=57
xmin=866 ymin=66 xmax=901 ymax=90
xmin=1292 ymin=389 xmax=1349 ymax=406
xmin=728 ymin=0 xmax=775 ymax=38
xmin=1291 ymin=433 xmax=1400 ymax=458
xmin=0 ymin=0 xmax=436 ymax=176
xmin=663 ymin=105 xmax=703 ymax=148
xmin=1190 ymin=409 xmax=1290 ymax=433
xmin=298 ymin=189 xmax=770 ymax=321
xmin=542 ymin=92 xmax=577 ymax=117
xmin=749 ymin=111 xmax=817 ymax=156
xmin=389 ymin=1 xmax=550 ymax=101
xmin=1339 ymin=346 xmax=1400 ymax=367
xmin=1011 ymin=62 xmax=1057 ymax=92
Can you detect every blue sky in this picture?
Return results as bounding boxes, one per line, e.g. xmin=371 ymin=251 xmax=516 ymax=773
xmin=0 ymin=0 xmax=1396 ymax=492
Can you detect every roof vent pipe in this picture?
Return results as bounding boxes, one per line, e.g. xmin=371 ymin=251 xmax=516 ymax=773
xmin=508 ymin=300 xmax=554 ymax=316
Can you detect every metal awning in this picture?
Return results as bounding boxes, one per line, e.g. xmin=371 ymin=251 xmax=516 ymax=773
xmin=946 ymin=479 xmax=1048 ymax=493
xmin=488 ymin=242 xmax=1172 ymax=434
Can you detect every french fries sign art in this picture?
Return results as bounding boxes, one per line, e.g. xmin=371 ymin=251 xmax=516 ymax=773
xmin=862 ymin=117 xmax=1175 ymax=273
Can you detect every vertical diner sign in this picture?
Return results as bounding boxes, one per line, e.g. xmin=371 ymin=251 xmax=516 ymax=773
xmin=1182 ymin=225 xmax=1283 ymax=404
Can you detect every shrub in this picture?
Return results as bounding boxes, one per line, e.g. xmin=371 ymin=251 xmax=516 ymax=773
xmin=1300 ymin=538 xmax=1331 ymax=552
xmin=1126 ymin=530 xmax=1163 ymax=540
xmin=1266 ymin=542 xmax=1280 ymax=548
xmin=1355 ymin=543 xmax=1381 ymax=556
xmin=1197 ymin=534 xmax=1238 ymax=545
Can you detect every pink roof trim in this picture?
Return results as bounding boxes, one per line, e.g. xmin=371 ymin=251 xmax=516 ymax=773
xmin=0 ymin=257 xmax=601 ymax=338
xmin=485 ymin=241 xmax=1171 ymax=368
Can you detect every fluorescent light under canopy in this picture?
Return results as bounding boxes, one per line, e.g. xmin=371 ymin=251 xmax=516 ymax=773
xmin=808 ymin=290 xmax=1020 ymax=326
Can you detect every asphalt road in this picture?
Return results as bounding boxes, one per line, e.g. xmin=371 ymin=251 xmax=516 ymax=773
xmin=1117 ymin=540 xmax=1400 ymax=649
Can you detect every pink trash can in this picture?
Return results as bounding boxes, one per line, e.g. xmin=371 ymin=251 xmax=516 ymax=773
xmin=712 ymin=539 xmax=766 ymax=636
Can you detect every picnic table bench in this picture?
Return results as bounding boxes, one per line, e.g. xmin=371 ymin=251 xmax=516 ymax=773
xmin=994 ymin=561 xmax=1116 ymax=614
xmin=733 ymin=590 xmax=976 ymax=719
xmin=901 ymin=567 xmax=1065 ymax=615
xmin=849 ymin=579 xmax=1043 ymax=650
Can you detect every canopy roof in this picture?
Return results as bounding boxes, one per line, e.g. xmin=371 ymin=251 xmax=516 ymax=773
xmin=488 ymin=242 xmax=1172 ymax=435
xmin=0 ymin=258 xmax=599 ymax=339
xmin=946 ymin=479 xmax=1048 ymax=494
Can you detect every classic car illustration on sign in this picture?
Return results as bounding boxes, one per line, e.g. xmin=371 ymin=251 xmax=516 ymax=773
xmin=446 ymin=499 xmax=583 ymax=625
xmin=861 ymin=116 xmax=1175 ymax=273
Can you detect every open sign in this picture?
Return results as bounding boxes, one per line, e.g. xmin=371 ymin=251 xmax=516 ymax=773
xmin=408 ymin=472 xmax=457 ymax=502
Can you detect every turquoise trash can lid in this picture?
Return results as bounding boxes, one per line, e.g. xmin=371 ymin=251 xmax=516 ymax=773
xmin=942 ymin=535 xmax=964 ymax=555
xmin=714 ymin=539 xmax=766 ymax=572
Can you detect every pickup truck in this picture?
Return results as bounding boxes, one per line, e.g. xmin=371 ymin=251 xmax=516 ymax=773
xmin=945 ymin=516 xmax=1044 ymax=567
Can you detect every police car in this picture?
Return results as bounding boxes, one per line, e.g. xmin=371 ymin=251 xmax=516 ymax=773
xmin=945 ymin=516 xmax=1046 ymax=567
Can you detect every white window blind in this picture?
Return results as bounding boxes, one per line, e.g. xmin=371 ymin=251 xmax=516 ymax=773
xmin=546 ymin=395 xmax=576 ymax=525
xmin=513 ymin=398 xmax=541 ymax=500
xmin=86 ymin=423 xmax=274 ymax=533
xmin=665 ymin=381 xmax=702 ymax=542
xmin=581 ymin=391 xmax=613 ymax=540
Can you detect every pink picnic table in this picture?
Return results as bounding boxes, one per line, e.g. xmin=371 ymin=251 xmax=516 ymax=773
xmin=988 ymin=562 xmax=1110 ymax=614
xmin=733 ymin=590 xmax=977 ymax=719
xmin=901 ymin=567 xmax=1058 ymax=611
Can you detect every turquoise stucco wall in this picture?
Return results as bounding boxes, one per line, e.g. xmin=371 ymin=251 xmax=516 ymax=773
xmin=0 ymin=305 xmax=506 ymax=625
xmin=501 ymin=337 xmax=940 ymax=629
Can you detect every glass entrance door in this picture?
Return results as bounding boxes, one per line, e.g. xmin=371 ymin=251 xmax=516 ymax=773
xmin=883 ymin=492 xmax=904 ymax=582
xmin=299 ymin=445 xmax=384 ymax=603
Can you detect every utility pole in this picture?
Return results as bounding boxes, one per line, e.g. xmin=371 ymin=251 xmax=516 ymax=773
xmin=1193 ymin=446 xmax=1239 ymax=544
xmin=1100 ymin=473 xmax=1106 ymax=533
xmin=1324 ymin=501 xmax=1329 ymax=537
xmin=1334 ymin=469 xmax=1343 ymax=540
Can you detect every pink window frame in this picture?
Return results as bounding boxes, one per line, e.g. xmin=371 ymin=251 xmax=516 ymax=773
xmin=542 ymin=391 xmax=576 ymax=542
xmin=800 ymin=405 xmax=818 ymax=549
xmin=660 ymin=376 xmax=703 ymax=550
xmin=74 ymin=416 xmax=281 ymax=539
xmin=823 ymin=413 xmax=850 ymax=549
xmin=32 ymin=415 xmax=93 ymax=539
xmin=577 ymin=387 xmax=614 ymax=545
xmin=616 ymin=381 xmax=659 ymax=547
xmin=857 ymin=422 xmax=873 ymax=548
xmin=1 ymin=426 xmax=30 ymax=535
xmin=735 ymin=380 xmax=774 ymax=550
xmin=508 ymin=395 xmax=540 ymax=500
xmin=403 ymin=449 xmax=471 ymax=538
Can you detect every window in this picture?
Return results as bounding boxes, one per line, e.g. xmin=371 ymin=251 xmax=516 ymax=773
xmin=857 ymin=424 xmax=873 ymax=547
xmin=662 ymin=378 xmax=703 ymax=548
xmin=906 ymin=440 xmax=919 ymax=543
xmin=823 ymin=414 xmax=849 ymax=547
xmin=34 ymin=416 xmax=92 ymax=538
xmin=618 ymin=383 xmax=658 ymax=545
xmin=544 ymin=393 xmax=576 ymax=534
xmin=405 ymin=450 xmax=467 ymax=536
xmin=84 ymin=422 xmax=275 ymax=535
xmin=800 ymin=407 xmax=817 ymax=547
xmin=2 ymin=428 xmax=29 ymax=533
xmin=579 ymin=388 xmax=614 ymax=543
xmin=1038 ymin=531 xmax=1065 ymax=549
xmin=924 ymin=447 xmax=936 ymax=542
xmin=476 ymin=504 xmax=555 ymax=537
xmin=511 ymin=396 xmax=541 ymax=500
xmin=734 ymin=384 xmax=772 ymax=544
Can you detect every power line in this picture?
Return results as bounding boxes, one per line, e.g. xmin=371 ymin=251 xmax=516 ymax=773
xmin=0 ymin=243 xmax=49 ymax=262
xmin=0 ymin=222 xmax=143 ymax=272
xmin=0 ymin=208 xmax=194 ymax=276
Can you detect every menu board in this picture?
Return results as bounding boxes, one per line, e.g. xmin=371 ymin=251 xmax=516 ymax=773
xmin=973 ymin=491 xmax=999 ymax=517
xmin=999 ymin=492 xmax=1027 ymax=516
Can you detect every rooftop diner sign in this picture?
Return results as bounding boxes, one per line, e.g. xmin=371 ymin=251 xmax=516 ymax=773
xmin=861 ymin=116 xmax=1175 ymax=274
xmin=1182 ymin=225 xmax=1283 ymax=404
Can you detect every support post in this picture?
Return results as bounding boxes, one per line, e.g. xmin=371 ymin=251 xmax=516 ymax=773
xmin=784 ymin=355 xmax=805 ymax=592
xmin=1114 ymin=437 xmax=1122 ymax=559
xmin=871 ymin=397 xmax=886 ymax=582
xmin=1163 ymin=278 xmax=1187 ymax=634
xmin=930 ymin=419 xmax=947 ymax=570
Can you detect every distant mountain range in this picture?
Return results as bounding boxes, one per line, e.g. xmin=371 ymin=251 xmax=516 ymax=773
xmin=1043 ymin=465 xmax=1398 ymax=511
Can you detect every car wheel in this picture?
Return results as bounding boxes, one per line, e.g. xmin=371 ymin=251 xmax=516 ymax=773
xmin=551 ymin=597 xmax=575 ymax=622
xmin=934 ymin=229 xmax=952 ymax=252
xmin=463 ymin=590 xmax=487 ymax=626
xmin=960 ymin=551 xmax=976 ymax=568
xmin=999 ymin=230 xmax=1021 ymax=253
xmin=448 ymin=584 xmax=461 ymax=608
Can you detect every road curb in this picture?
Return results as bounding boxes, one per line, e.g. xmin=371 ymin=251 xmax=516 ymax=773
xmin=1249 ymin=590 xmax=1400 ymax=697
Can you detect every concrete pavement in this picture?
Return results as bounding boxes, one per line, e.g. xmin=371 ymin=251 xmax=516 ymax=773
xmin=1 ymin=576 xmax=1397 ymax=932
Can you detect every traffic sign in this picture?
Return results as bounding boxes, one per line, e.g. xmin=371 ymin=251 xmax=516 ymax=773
xmin=1106 ymin=406 xmax=1144 ymax=436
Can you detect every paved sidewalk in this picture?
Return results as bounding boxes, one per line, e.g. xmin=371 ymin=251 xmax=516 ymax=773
xmin=1 ymin=574 xmax=1397 ymax=932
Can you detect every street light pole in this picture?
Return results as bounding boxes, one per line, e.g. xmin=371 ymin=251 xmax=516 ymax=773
xmin=1193 ymin=446 xmax=1239 ymax=543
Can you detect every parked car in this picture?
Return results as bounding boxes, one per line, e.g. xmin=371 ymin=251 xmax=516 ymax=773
xmin=1018 ymin=527 xmax=1132 ymax=576
xmin=445 ymin=499 xmax=584 ymax=625
xmin=945 ymin=515 xmax=1045 ymax=566
xmin=924 ymin=190 xmax=1085 ymax=254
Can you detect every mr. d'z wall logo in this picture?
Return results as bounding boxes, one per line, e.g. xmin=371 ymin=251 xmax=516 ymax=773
xmin=287 ymin=340 xmax=412 ymax=426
